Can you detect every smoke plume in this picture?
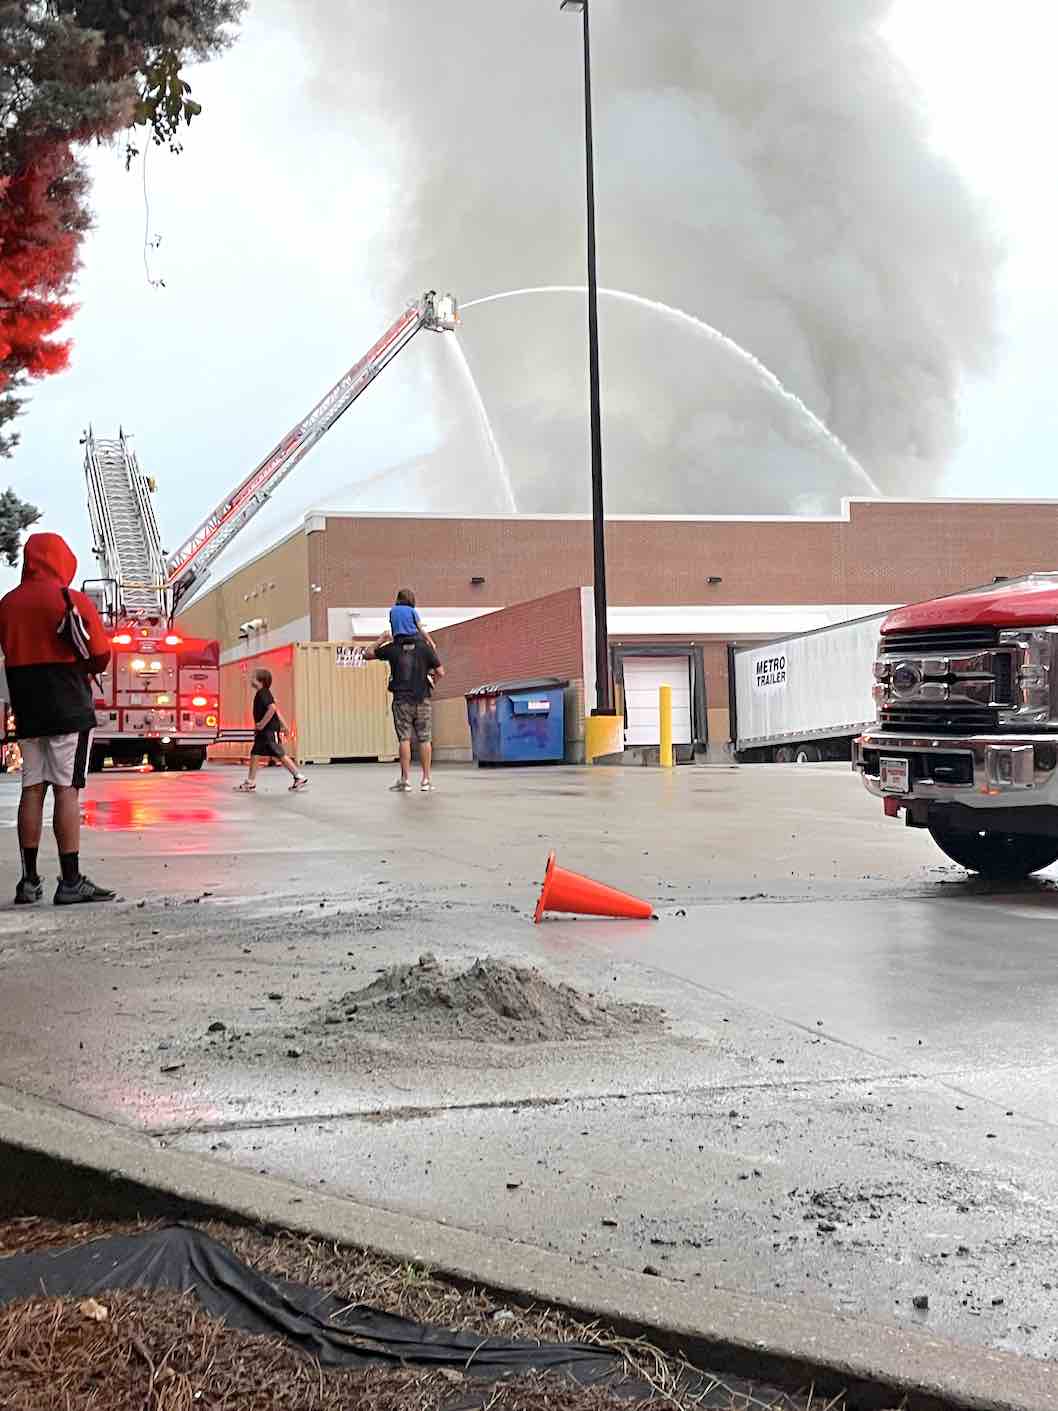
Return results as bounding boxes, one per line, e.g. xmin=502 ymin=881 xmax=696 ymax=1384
xmin=292 ymin=0 xmax=1000 ymax=514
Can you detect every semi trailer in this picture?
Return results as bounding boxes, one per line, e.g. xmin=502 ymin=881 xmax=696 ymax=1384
xmin=731 ymin=611 xmax=890 ymax=763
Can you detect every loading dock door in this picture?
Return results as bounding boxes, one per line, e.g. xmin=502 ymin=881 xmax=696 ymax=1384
xmin=623 ymin=656 xmax=693 ymax=746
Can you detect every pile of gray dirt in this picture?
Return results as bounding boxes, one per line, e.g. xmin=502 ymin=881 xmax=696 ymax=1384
xmin=325 ymin=953 xmax=665 ymax=1043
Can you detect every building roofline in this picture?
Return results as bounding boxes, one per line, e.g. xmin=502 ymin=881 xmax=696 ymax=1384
xmin=306 ymin=497 xmax=1058 ymax=526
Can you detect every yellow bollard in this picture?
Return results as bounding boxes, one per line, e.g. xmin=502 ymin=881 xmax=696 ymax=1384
xmin=659 ymin=684 xmax=673 ymax=768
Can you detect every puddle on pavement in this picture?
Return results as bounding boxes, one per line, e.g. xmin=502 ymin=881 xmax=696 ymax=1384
xmin=81 ymin=799 xmax=220 ymax=830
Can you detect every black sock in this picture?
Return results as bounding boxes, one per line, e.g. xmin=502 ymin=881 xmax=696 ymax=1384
xmin=20 ymin=847 xmax=38 ymax=882
xmin=59 ymin=852 xmax=80 ymax=886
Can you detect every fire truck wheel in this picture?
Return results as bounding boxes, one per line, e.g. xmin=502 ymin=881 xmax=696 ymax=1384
xmin=927 ymin=823 xmax=1058 ymax=879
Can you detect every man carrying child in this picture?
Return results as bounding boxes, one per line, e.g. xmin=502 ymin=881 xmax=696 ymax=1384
xmin=369 ymin=589 xmax=444 ymax=792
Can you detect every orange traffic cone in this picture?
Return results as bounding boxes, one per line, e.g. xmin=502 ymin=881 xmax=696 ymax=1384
xmin=534 ymin=851 xmax=654 ymax=924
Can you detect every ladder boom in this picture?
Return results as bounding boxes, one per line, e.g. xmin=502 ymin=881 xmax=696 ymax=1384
xmin=83 ymin=428 xmax=167 ymax=622
xmin=166 ymin=291 xmax=457 ymax=610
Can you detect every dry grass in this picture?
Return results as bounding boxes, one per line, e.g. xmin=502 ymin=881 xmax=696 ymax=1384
xmin=0 ymin=1217 xmax=850 ymax=1411
xmin=0 ymin=1288 xmax=657 ymax=1411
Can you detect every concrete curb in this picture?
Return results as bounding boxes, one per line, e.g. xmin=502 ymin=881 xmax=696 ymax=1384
xmin=0 ymin=1082 xmax=1054 ymax=1411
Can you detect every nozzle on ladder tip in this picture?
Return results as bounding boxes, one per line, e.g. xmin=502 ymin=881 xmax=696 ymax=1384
xmin=533 ymin=850 xmax=655 ymax=924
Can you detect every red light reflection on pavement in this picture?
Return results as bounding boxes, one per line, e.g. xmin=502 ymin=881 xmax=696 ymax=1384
xmin=81 ymin=799 xmax=217 ymax=830
xmin=79 ymin=1079 xmax=225 ymax=1130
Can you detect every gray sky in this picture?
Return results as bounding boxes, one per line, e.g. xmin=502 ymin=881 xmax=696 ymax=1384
xmin=3 ymin=0 xmax=1055 ymax=597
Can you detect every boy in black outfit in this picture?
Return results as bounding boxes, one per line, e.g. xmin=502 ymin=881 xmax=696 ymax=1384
xmin=235 ymin=669 xmax=308 ymax=793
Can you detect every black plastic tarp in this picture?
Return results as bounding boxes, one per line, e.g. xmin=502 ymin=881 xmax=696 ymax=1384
xmin=0 ymin=1225 xmax=619 ymax=1385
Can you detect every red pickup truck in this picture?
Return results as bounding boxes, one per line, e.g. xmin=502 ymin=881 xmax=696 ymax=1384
xmin=854 ymin=575 xmax=1058 ymax=878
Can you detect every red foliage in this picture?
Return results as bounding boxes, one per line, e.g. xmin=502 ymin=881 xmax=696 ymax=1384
xmin=0 ymin=142 xmax=82 ymax=394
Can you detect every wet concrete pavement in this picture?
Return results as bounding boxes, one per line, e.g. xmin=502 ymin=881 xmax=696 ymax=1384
xmin=2 ymin=761 xmax=1058 ymax=1362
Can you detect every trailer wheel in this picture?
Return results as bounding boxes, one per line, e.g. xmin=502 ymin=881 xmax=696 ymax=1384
xmin=774 ymin=746 xmax=794 ymax=764
xmin=794 ymin=745 xmax=822 ymax=764
xmin=927 ymin=823 xmax=1058 ymax=879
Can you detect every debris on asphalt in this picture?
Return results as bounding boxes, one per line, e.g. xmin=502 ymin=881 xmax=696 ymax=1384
xmin=207 ymin=1021 xmax=226 ymax=1034
xmin=318 ymin=953 xmax=665 ymax=1044
xmin=158 ymin=1062 xmax=185 ymax=1074
xmin=912 ymin=1295 xmax=929 ymax=1311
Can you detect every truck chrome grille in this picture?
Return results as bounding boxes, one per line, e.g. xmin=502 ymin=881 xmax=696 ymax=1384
xmin=881 ymin=626 xmax=1000 ymax=656
xmin=876 ymin=625 xmax=1018 ymax=732
xmin=881 ymin=704 xmax=997 ymax=733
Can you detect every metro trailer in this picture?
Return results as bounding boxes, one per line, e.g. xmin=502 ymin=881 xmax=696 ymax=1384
xmin=729 ymin=610 xmax=891 ymax=763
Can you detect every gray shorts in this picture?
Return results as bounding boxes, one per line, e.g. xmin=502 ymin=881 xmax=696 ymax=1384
xmin=20 ymin=730 xmax=92 ymax=790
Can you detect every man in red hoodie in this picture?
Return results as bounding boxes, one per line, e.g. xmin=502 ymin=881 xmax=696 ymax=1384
xmin=0 ymin=533 xmax=116 ymax=905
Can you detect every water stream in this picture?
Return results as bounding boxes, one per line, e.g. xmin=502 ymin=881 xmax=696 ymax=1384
xmin=461 ymin=285 xmax=880 ymax=496
xmin=447 ymin=336 xmax=518 ymax=512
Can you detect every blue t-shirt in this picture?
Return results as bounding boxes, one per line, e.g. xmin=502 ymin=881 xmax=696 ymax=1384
xmin=390 ymin=604 xmax=420 ymax=637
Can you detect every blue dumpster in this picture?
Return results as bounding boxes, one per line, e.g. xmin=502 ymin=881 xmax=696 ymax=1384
xmin=466 ymin=678 xmax=568 ymax=765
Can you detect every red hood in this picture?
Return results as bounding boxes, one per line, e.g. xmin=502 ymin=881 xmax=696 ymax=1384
xmin=21 ymin=532 xmax=76 ymax=587
xmin=883 ymin=575 xmax=1058 ymax=634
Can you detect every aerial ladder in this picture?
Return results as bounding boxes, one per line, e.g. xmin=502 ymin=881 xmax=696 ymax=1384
xmin=79 ymin=291 xmax=458 ymax=772
xmin=83 ymin=427 xmax=168 ymax=625
xmin=84 ymin=292 xmax=459 ymax=622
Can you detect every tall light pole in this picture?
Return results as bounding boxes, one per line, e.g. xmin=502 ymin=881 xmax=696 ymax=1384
xmin=561 ymin=0 xmax=613 ymax=715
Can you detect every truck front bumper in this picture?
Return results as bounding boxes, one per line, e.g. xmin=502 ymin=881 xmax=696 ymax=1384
xmin=854 ymin=729 xmax=1058 ymax=809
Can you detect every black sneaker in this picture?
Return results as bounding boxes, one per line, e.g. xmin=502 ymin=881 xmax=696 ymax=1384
xmin=54 ymin=875 xmax=117 ymax=906
xmin=14 ymin=876 xmax=43 ymax=906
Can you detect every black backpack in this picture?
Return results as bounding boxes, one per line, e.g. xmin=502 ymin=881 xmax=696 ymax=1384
xmin=57 ymin=588 xmax=92 ymax=661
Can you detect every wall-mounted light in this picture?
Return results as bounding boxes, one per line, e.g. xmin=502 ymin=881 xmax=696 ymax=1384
xmin=471 ymin=575 xmax=486 ymax=586
xmin=707 ymin=576 xmax=723 ymax=585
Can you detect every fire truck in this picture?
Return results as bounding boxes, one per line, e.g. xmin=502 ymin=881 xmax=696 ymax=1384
xmin=80 ymin=292 xmax=459 ymax=772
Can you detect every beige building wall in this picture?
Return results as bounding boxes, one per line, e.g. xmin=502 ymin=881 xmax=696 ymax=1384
xmin=432 ymin=697 xmax=473 ymax=762
xmin=178 ymin=531 xmax=310 ymax=658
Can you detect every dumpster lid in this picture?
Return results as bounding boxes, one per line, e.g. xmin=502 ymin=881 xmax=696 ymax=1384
xmin=466 ymin=677 xmax=569 ymax=698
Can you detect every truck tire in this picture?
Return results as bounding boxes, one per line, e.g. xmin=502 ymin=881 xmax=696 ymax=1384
xmin=774 ymin=746 xmax=794 ymax=764
xmin=927 ymin=823 xmax=1058 ymax=879
xmin=794 ymin=745 xmax=821 ymax=764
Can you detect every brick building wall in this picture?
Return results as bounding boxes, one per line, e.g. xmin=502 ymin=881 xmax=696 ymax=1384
xmin=429 ymin=588 xmax=587 ymax=761
xmin=315 ymin=501 xmax=1058 ymax=615
xmin=430 ymin=587 xmax=585 ymax=701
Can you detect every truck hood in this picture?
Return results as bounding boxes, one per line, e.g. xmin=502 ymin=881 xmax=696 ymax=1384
xmin=883 ymin=574 xmax=1058 ymax=634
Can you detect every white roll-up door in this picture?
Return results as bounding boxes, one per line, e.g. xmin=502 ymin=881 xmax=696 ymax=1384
xmin=623 ymin=656 xmax=693 ymax=746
